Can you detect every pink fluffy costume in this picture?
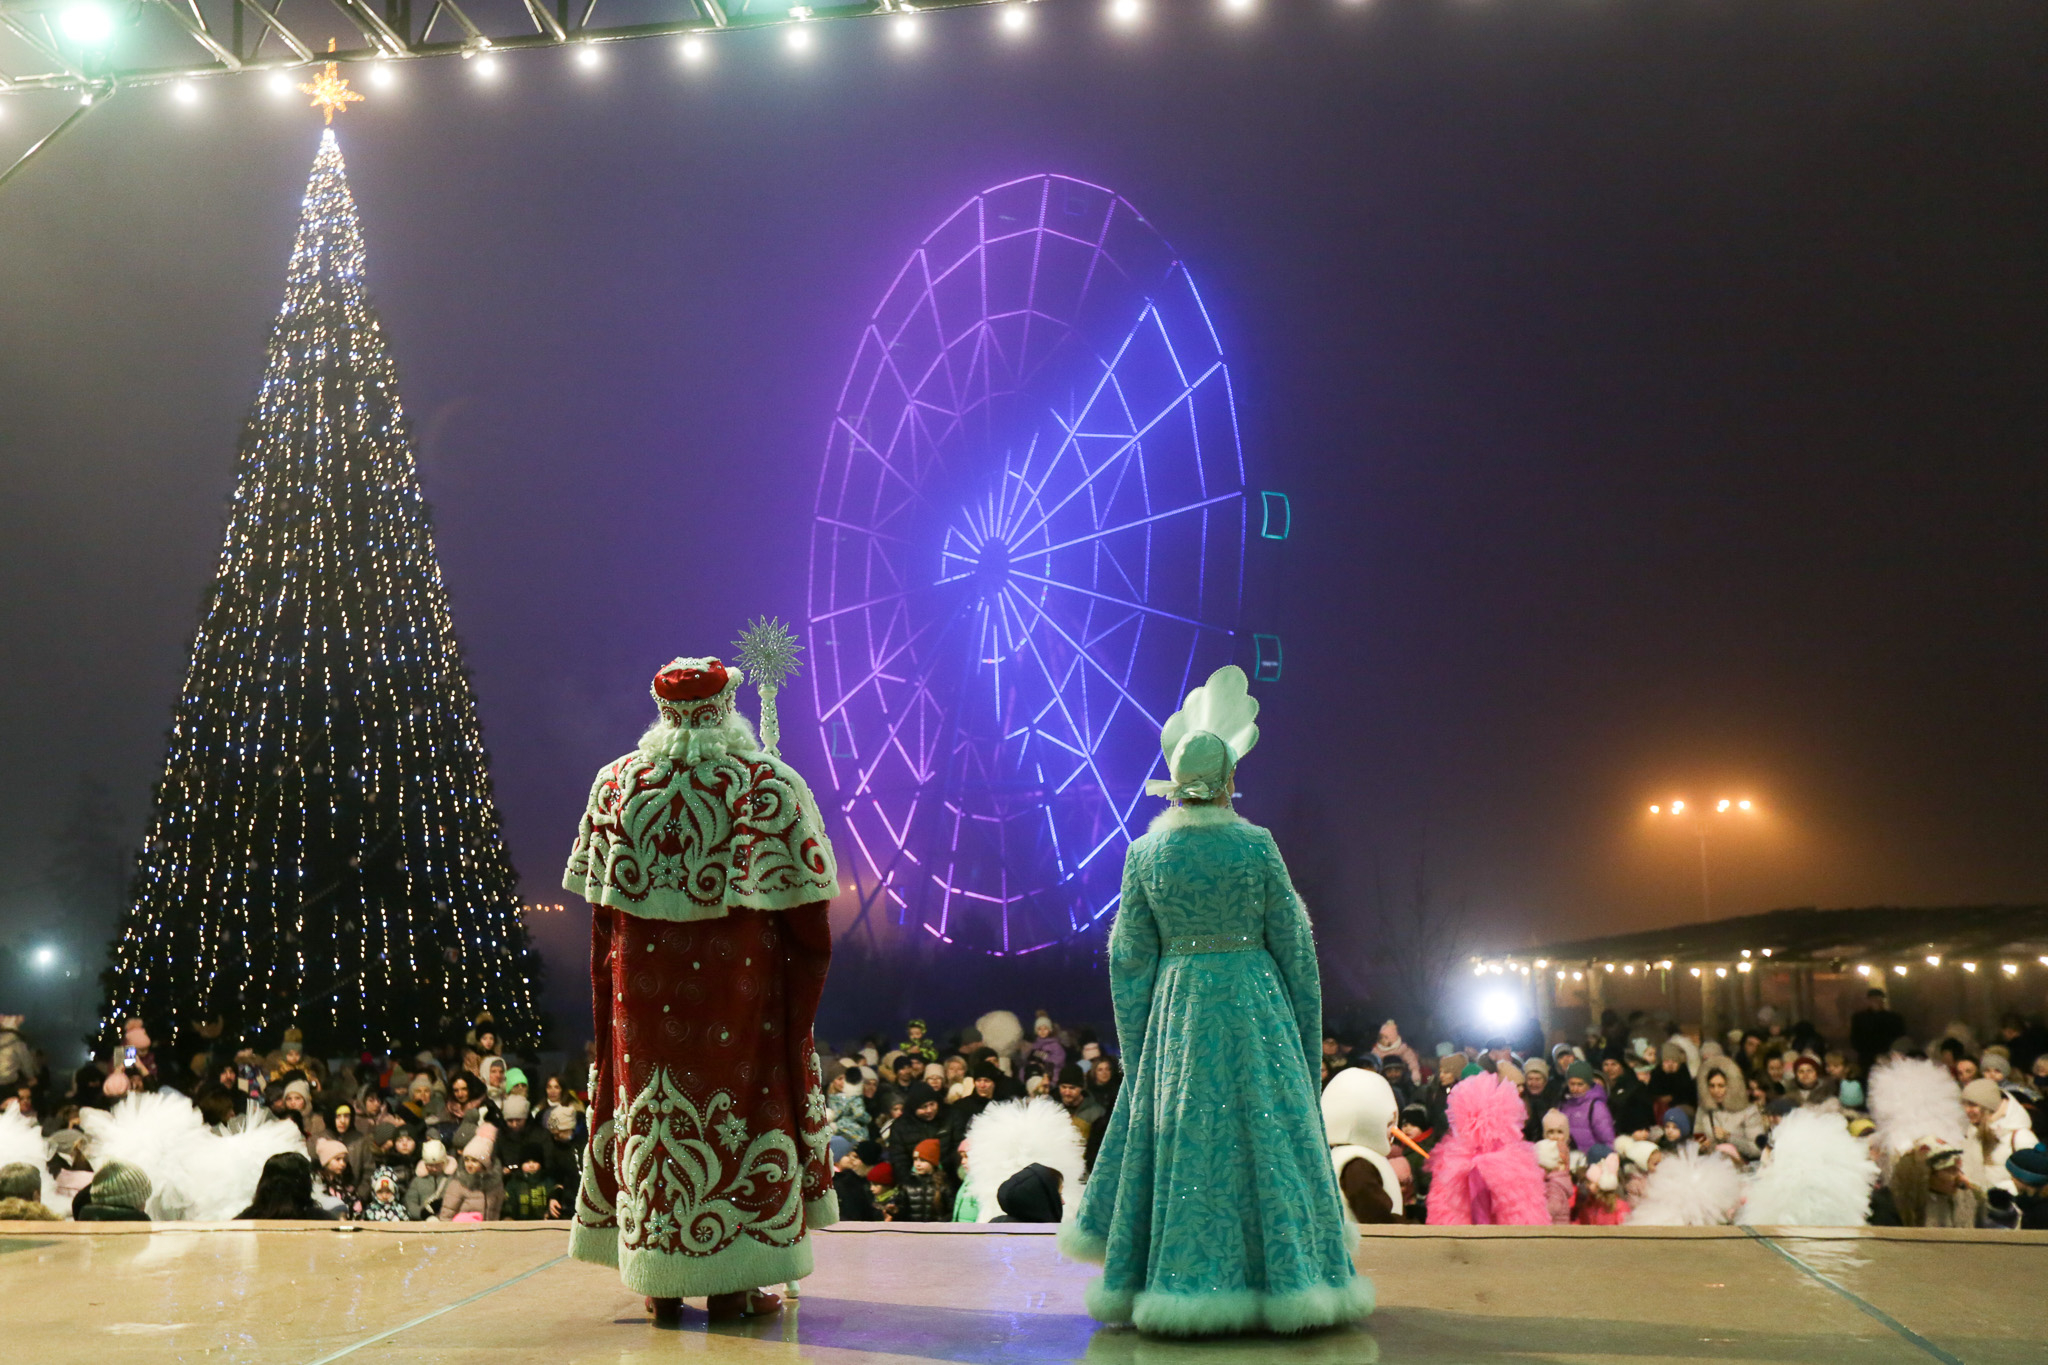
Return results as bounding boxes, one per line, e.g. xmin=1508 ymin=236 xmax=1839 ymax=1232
xmin=1424 ymin=1073 xmax=1550 ymax=1226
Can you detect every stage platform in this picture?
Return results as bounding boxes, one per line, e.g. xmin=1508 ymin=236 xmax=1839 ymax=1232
xmin=2 ymin=1220 xmax=2043 ymax=1364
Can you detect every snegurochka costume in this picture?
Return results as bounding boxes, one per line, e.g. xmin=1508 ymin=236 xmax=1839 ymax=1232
xmin=1060 ymin=666 xmax=1373 ymax=1336
xmin=563 ymin=638 xmax=840 ymax=1306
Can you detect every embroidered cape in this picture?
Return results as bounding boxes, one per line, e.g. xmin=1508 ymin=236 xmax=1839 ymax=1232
xmin=564 ymin=747 xmax=837 ymax=922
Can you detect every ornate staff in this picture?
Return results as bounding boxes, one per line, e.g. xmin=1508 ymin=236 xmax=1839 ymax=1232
xmin=733 ymin=616 xmax=802 ymax=756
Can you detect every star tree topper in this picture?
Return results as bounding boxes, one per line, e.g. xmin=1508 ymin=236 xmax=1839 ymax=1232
xmin=733 ymin=616 xmax=803 ymax=756
xmin=300 ymin=41 xmax=364 ymax=125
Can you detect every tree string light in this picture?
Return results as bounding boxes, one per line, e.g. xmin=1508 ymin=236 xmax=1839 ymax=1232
xmin=99 ymin=128 xmax=544 ymax=1054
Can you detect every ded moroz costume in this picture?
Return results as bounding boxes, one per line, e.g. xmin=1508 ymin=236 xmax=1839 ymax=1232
xmin=564 ymin=627 xmax=840 ymax=1322
xmin=1060 ymin=666 xmax=1372 ymax=1336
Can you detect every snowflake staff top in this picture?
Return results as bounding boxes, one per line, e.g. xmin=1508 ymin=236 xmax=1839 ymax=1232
xmin=733 ymin=616 xmax=803 ymax=756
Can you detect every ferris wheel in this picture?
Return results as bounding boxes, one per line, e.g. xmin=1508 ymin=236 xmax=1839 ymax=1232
xmin=807 ymin=174 xmax=1246 ymax=956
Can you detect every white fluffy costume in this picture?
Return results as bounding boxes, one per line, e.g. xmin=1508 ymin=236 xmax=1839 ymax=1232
xmin=1625 ymin=1148 xmax=1743 ymax=1227
xmin=1738 ymin=1108 xmax=1878 ymax=1227
xmin=1322 ymin=1066 xmax=1404 ymax=1222
xmin=1062 ymin=667 xmax=1372 ymax=1336
xmin=961 ymin=1097 xmax=1086 ymax=1221
xmin=565 ymin=655 xmax=841 ymax=1299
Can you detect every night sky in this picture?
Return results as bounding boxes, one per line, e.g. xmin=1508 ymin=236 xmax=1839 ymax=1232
xmin=3 ymin=0 xmax=2044 ymax=1041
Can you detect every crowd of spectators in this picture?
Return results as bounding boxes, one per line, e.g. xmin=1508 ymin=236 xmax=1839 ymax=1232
xmin=1328 ymin=989 xmax=2048 ymax=1229
xmin=5 ymin=986 xmax=2046 ymax=1231
xmin=0 ymin=1010 xmax=586 ymax=1223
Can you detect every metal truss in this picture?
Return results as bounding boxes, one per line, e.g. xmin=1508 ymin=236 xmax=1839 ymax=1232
xmin=0 ymin=0 xmax=1024 ymax=95
xmin=0 ymin=0 xmax=1028 ymax=187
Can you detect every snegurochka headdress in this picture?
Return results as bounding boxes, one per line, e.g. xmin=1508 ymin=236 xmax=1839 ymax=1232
xmin=1144 ymin=664 xmax=1260 ymax=803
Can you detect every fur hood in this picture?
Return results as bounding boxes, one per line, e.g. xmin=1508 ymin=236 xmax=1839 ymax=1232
xmin=1322 ymin=1066 xmax=1397 ymax=1157
xmin=1696 ymin=1056 xmax=1750 ymax=1113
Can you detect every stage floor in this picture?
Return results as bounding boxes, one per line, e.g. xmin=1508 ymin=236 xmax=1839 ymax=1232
xmin=2 ymin=1220 xmax=2043 ymax=1364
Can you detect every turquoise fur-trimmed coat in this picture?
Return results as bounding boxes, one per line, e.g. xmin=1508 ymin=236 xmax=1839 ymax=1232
xmin=1059 ymin=805 xmax=1372 ymax=1336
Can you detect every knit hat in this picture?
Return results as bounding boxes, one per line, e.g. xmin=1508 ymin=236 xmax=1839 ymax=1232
xmin=545 ymin=1106 xmax=577 ymax=1135
xmin=1616 ymin=1137 xmax=1659 ymax=1170
xmin=1791 ymin=1053 xmax=1821 ymax=1075
xmin=282 ymin=1079 xmax=313 ymax=1104
xmin=1839 ymin=1080 xmax=1865 ymax=1109
xmin=372 ymin=1118 xmax=402 ymax=1143
xmin=855 ymin=1139 xmax=884 ymax=1166
xmin=1913 ymin=1136 xmax=1963 ymax=1171
xmin=1961 ymin=1078 xmax=2004 ymax=1110
xmin=1400 ymin=1103 xmax=1430 ymax=1128
xmin=1662 ymin=1107 xmax=1693 ymax=1140
xmin=1565 ymin=1061 xmax=1597 ymax=1084
xmin=502 ymin=1068 xmax=528 ymax=1093
xmin=866 ymin=1161 xmax=895 ymax=1185
xmin=1057 ymin=1063 xmax=1086 ymax=1088
xmin=2006 ymin=1145 xmax=2048 ymax=1187
xmin=315 ymin=1137 xmax=349 ymax=1166
xmin=371 ymin=1172 xmax=398 ymax=1201
xmin=829 ymin=1136 xmax=854 ymax=1165
xmin=462 ymin=1123 xmax=497 ymax=1163
xmin=420 ymin=1138 xmax=448 ymax=1172
xmin=90 ymin=1160 xmax=152 ymax=1212
xmin=958 ymin=1027 xmax=982 ymax=1045
xmin=502 ymin=1094 xmax=531 ymax=1121
xmin=0 ymin=1162 xmax=40 ymax=1200
xmin=913 ymin=1138 xmax=941 ymax=1165
xmin=972 ymin=1060 xmax=1004 ymax=1083
xmin=1660 ymin=1041 xmax=1688 ymax=1064
xmin=1981 ymin=1051 xmax=2015 ymax=1078
xmin=1523 ymin=1058 xmax=1549 ymax=1079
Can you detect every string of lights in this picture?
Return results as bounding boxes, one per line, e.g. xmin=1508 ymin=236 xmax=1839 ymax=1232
xmin=0 ymin=0 xmax=1353 ymax=186
xmin=99 ymin=121 xmax=544 ymax=1054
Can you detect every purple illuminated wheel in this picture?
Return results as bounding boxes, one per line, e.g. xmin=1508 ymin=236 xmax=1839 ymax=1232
xmin=807 ymin=175 xmax=1246 ymax=956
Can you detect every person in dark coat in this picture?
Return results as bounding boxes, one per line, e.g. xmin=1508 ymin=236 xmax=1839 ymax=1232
xmin=1850 ymin=989 xmax=1909 ymax=1073
xmin=941 ymin=1062 xmax=1005 ymax=1171
xmin=889 ymin=1093 xmax=948 ymax=1181
xmin=1602 ymin=1056 xmax=1656 ymax=1138
xmin=1518 ymin=1059 xmax=1563 ymax=1142
xmin=1645 ymin=1042 xmax=1695 ymax=1117
xmin=832 ymin=1139 xmax=884 ymax=1222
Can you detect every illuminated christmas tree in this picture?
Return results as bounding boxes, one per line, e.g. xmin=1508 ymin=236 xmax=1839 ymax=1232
xmin=101 ymin=121 xmax=543 ymax=1054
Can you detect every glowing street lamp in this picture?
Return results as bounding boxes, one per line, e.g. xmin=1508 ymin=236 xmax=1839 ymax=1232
xmin=1648 ymin=795 xmax=1759 ymax=918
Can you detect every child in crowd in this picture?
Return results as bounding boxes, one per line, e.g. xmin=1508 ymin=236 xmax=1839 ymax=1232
xmin=898 ymin=1139 xmax=948 ymax=1221
xmin=867 ymin=1161 xmax=899 ymax=1221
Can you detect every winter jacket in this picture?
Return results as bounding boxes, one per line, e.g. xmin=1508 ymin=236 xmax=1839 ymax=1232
xmin=1572 ymin=1195 xmax=1631 ymax=1226
xmin=1423 ymin=1074 xmax=1549 ymax=1226
xmin=405 ymin=1171 xmax=449 ymax=1220
xmin=1604 ymin=1074 xmax=1656 ymax=1137
xmin=826 ymin=1090 xmax=871 ymax=1143
xmin=1964 ymin=1100 xmax=2038 ymax=1195
xmin=896 ymin=1169 xmax=946 ymax=1222
xmin=1696 ymin=1057 xmax=1765 ymax=1160
xmin=1559 ymin=1083 xmax=1617 ymax=1153
xmin=1541 ymin=1165 xmax=1575 ymax=1224
xmin=1519 ymin=1079 xmax=1564 ymax=1142
xmin=439 ymin=1169 xmax=504 ymax=1221
xmin=501 ymin=1169 xmax=552 ymax=1220
xmin=832 ymin=1167 xmax=880 ymax=1222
